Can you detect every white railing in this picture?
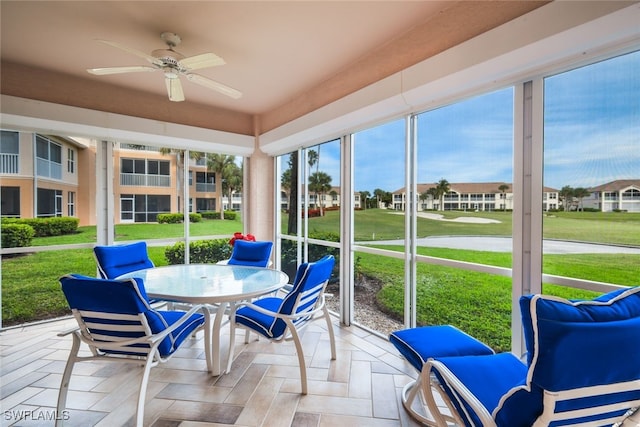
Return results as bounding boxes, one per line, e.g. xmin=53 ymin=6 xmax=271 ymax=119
xmin=120 ymin=173 xmax=170 ymax=187
xmin=36 ymin=158 xmax=62 ymax=179
xmin=196 ymin=183 xmax=216 ymax=192
xmin=0 ymin=153 xmax=19 ymax=174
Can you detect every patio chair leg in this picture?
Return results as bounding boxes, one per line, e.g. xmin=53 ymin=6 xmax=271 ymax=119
xmin=134 ymin=356 xmax=155 ymax=427
xmin=56 ymin=332 xmax=81 ymax=427
xmin=287 ymin=320 xmax=308 ymax=395
xmin=322 ymin=305 xmax=336 ymax=360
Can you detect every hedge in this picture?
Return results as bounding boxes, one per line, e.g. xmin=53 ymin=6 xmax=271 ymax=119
xmin=164 ymin=238 xmax=233 ymax=264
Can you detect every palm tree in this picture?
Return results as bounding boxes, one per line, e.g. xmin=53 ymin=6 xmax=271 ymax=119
xmin=359 ymin=190 xmax=371 ymax=210
xmin=309 ymin=171 xmax=332 ymax=215
xmin=283 ymin=153 xmax=298 ymax=234
xmin=498 ymin=183 xmax=510 ymax=211
xmin=225 ymin=162 xmax=243 ymax=213
xmin=207 ymin=154 xmax=236 ymax=220
xmin=432 ymin=178 xmax=450 ymax=212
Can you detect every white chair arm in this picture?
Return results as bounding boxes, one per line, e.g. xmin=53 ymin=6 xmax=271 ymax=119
xmin=424 ymin=359 xmax=497 ymax=427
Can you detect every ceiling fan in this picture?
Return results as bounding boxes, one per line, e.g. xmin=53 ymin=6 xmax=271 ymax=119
xmin=87 ymin=32 xmax=241 ymax=102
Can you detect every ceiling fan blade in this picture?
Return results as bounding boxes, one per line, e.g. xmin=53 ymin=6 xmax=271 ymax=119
xmin=95 ymin=39 xmax=164 ymax=66
xmin=186 ymin=73 xmax=242 ymax=99
xmin=87 ymin=66 xmax=157 ymax=75
xmin=178 ymin=53 xmax=225 ymax=71
xmin=165 ymin=77 xmax=185 ymax=102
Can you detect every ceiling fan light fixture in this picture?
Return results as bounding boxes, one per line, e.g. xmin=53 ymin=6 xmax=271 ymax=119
xmin=88 ymin=32 xmax=242 ymax=101
xmin=163 ymin=67 xmax=179 ymax=79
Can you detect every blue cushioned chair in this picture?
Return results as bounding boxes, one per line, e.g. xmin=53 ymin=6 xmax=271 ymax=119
xmin=393 ymin=287 xmax=640 ymax=427
xmin=56 ymin=274 xmax=211 ymax=427
xmin=226 ymin=255 xmax=336 ymax=394
xmin=217 ymin=240 xmax=273 ymax=267
xmin=94 ymin=241 xmax=154 ymax=279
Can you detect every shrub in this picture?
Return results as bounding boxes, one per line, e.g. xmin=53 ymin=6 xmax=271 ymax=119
xmin=2 ymin=217 xmax=78 ymax=237
xmin=157 ymin=213 xmax=203 ymax=223
xmin=164 ymin=238 xmax=233 ymax=264
xmin=157 ymin=213 xmax=182 ymax=224
xmin=280 ymin=230 xmax=339 ymax=282
xmin=1 ymin=223 xmax=35 ymax=248
xmin=200 ymin=211 xmax=218 ymax=219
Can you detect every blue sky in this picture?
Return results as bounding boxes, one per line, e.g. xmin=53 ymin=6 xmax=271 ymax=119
xmin=295 ymin=50 xmax=639 ymax=193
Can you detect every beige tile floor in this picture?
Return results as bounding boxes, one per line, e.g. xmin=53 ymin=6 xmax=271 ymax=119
xmin=0 ymin=315 xmax=439 ymax=427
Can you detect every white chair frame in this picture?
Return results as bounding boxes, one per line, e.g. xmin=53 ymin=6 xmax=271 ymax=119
xmin=56 ymin=304 xmax=211 ymax=427
xmin=226 ymin=286 xmax=336 ymax=394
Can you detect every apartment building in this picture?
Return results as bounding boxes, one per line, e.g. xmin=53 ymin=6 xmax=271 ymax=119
xmin=0 ymin=131 xmax=229 ymax=226
xmin=584 ymin=179 xmax=640 ymax=212
xmin=392 ymin=182 xmax=560 ymax=212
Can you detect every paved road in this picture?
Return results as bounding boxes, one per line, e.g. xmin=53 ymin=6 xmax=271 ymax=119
xmin=362 ymin=236 xmax=640 ymax=254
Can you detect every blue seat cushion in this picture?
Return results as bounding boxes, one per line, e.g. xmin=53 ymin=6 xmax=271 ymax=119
xmin=94 ymin=242 xmax=154 ymax=279
xmin=389 ymin=325 xmax=494 ymax=372
xmin=227 ymin=240 xmax=273 ymax=267
xmin=235 ymin=297 xmax=284 ymax=338
xmin=520 ymin=287 xmax=640 ymax=390
xmin=149 ymin=310 xmax=205 ymax=357
xmin=434 ymin=353 xmax=529 ymax=427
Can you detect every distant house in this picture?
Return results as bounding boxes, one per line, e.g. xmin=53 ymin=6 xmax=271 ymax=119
xmin=392 ymin=182 xmax=560 ymax=212
xmin=583 ymin=179 xmax=640 ymax=212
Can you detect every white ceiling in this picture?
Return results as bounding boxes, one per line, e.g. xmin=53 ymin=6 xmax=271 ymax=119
xmin=1 ymin=1 xmax=450 ymax=115
xmin=1 ymin=1 xmax=551 ymax=135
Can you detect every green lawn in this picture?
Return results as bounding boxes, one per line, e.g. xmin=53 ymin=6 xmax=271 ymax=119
xmin=3 ymin=210 xmax=639 ymax=346
xmin=362 ymin=246 xmax=638 ymax=351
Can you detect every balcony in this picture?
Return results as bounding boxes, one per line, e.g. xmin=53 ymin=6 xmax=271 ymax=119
xmin=0 ymin=153 xmax=19 ymax=174
xmin=120 ymin=173 xmax=171 ymax=187
xmin=195 ymin=182 xmax=216 ymax=193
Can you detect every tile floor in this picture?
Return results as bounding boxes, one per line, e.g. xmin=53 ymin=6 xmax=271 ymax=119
xmin=0 ymin=315 xmax=439 ymax=426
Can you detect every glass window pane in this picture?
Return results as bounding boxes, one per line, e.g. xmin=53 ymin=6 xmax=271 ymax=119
xmin=0 ymin=130 xmax=19 ymax=153
xmin=543 ymin=50 xmax=640 ymax=289
xmin=305 ymin=139 xmax=341 ymax=240
xmin=416 ymin=88 xmax=514 ymax=251
xmin=353 ymin=119 xmax=406 ymax=334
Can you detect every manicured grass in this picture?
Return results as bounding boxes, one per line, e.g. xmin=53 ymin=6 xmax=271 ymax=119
xmin=3 ymin=210 xmax=638 ymax=337
xmin=297 ymin=209 xmax=640 ymax=245
xmin=30 ymin=218 xmax=243 ymax=246
xmin=363 ymin=246 xmax=638 ymax=351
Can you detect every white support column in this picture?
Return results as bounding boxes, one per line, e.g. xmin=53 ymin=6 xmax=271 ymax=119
xmin=245 ymin=140 xmax=275 ymax=243
xmin=405 ymin=114 xmax=418 ymax=328
xmin=183 ymin=150 xmax=190 ymax=264
xmin=95 ymin=140 xmax=114 ymax=246
xmin=340 ymin=134 xmax=354 ymax=327
xmin=512 ymin=80 xmax=544 ymax=356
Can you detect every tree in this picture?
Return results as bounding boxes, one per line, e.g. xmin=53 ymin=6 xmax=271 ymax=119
xmin=498 ymin=183 xmax=510 ymax=211
xmin=225 ymin=162 xmax=243 ymax=213
xmin=282 ymin=153 xmax=298 ymax=234
xmin=207 ymin=154 xmax=236 ymax=219
xmin=374 ymin=188 xmax=392 ymax=208
xmin=559 ymin=185 xmax=575 ymax=212
xmin=573 ymin=187 xmax=591 ymax=211
xmin=359 ymin=190 xmax=371 ymax=210
xmin=431 ymin=178 xmax=450 ymax=212
xmin=309 ymin=171 xmax=332 ymax=215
